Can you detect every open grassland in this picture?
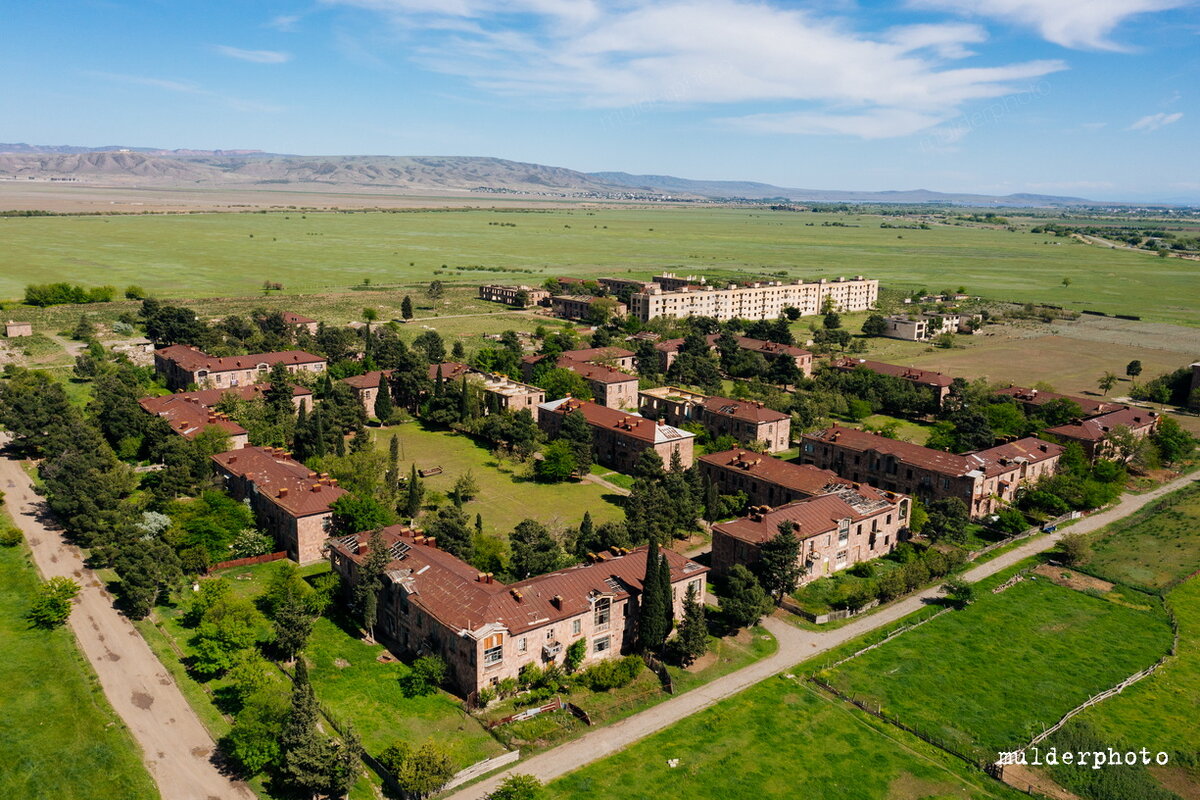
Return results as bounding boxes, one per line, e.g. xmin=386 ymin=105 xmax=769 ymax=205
xmin=547 ymin=675 xmax=1028 ymax=800
xmin=370 ymin=423 xmax=625 ymax=539
xmin=1080 ymin=576 xmax=1200 ymax=763
xmin=1081 ymin=482 xmax=1200 ymax=593
xmin=2 ymin=207 xmax=1192 ymax=324
xmin=0 ymin=537 xmax=159 ymax=800
xmin=822 ymin=575 xmax=1173 ymax=759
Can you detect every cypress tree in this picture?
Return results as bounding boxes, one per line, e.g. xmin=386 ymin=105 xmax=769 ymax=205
xmin=579 ymin=511 xmax=594 ymax=548
xmin=757 ymin=521 xmax=803 ymax=603
xmin=457 ymin=376 xmax=470 ymax=422
xmin=657 ymin=547 xmax=674 ymax=635
xmin=676 ymin=584 xmax=708 ymax=667
xmin=703 ymin=477 xmax=720 ymax=522
xmin=385 ymin=434 xmax=400 ymax=500
xmin=475 ymin=513 xmax=484 ymax=538
xmin=373 ymin=377 xmax=394 ymax=423
xmin=560 ymin=409 xmax=593 ymax=475
xmin=280 ymin=658 xmax=334 ymax=794
xmin=404 ymin=464 xmax=424 ymax=519
xmin=401 ymin=295 xmax=413 ymax=320
xmin=638 ymin=538 xmax=667 ymax=652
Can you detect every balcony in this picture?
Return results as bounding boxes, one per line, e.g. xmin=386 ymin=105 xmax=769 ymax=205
xmin=542 ymin=641 xmax=563 ymax=660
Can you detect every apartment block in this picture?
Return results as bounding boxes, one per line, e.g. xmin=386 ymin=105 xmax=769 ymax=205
xmin=639 ymin=387 xmax=791 ymax=453
xmin=882 ymin=312 xmax=982 ymax=341
xmin=699 ymin=449 xmax=850 ymax=508
xmin=629 ymin=276 xmax=877 ymax=322
xmin=826 ymin=357 xmax=954 ymax=406
xmin=538 ymin=397 xmax=695 ymax=470
xmin=655 ymin=334 xmax=812 ymax=376
xmin=479 ymin=373 xmax=545 ymax=414
xmin=479 ymin=284 xmax=550 ymax=307
xmin=154 ymin=344 xmax=327 ymax=391
xmin=550 ymin=295 xmax=627 ymax=321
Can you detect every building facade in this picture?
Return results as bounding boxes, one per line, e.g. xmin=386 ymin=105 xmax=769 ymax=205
xmin=154 ymin=344 xmax=327 ymax=391
xmin=699 ymin=449 xmax=850 ymax=508
xmin=328 ymin=528 xmax=708 ymax=694
xmin=800 ymin=426 xmax=1063 ymax=517
xmin=211 ymin=446 xmax=347 ymax=563
xmin=4 ymin=321 xmax=32 ymax=337
xmin=550 ymin=295 xmax=628 ymax=322
xmin=138 ymin=394 xmax=250 ymax=449
xmin=479 ymin=374 xmax=545 ymax=414
xmin=638 ymin=388 xmax=790 ymax=452
xmin=712 ymin=485 xmax=910 ymax=583
xmin=826 ymin=357 xmax=953 ymax=407
xmin=479 ymin=285 xmax=551 ymax=307
xmin=882 ymin=312 xmax=981 ymax=341
xmin=629 ymin=276 xmax=878 ymax=322
xmin=538 ymin=397 xmax=696 ymax=470
xmin=655 ymin=334 xmax=811 ymax=377
xmin=281 ymin=312 xmax=320 ymax=335
xmin=1045 ymin=407 xmax=1160 ymax=461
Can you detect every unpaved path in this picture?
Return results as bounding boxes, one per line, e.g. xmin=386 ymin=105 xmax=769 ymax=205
xmin=0 ymin=436 xmax=254 ymax=800
xmin=447 ymin=473 xmax=1199 ymax=798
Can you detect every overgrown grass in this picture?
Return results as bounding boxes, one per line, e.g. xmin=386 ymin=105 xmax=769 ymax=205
xmin=822 ymin=577 xmax=1174 ymax=759
xmin=1080 ymin=482 xmax=1200 ymax=592
xmin=0 ymin=537 xmax=159 ymax=800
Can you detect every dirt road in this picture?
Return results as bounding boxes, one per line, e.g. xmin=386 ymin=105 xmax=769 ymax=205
xmin=0 ymin=437 xmax=254 ymax=800
xmin=448 ymin=473 xmax=1199 ymax=798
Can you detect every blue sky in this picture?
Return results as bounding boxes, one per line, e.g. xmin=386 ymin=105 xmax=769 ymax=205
xmin=4 ymin=0 xmax=1198 ymax=201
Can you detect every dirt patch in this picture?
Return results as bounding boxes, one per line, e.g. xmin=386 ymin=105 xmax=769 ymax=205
xmin=334 ymin=658 xmax=351 ymax=669
xmin=130 ymin=691 xmax=154 ymax=710
xmin=1151 ymin=765 xmax=1200 ymax=800
xmin=685 ymin=651 xmax=718 ymax=672
xmin=1001 ymin=763 xmax=1082 ymax=800
xmin=1033 ymin=564 xmax=1114 ymax=593
xmin=376 ymin=651 xmax=398 ymax=664
xmin=190 ymin=746 xmax=211 ymax=758
xmin=885 ymin=772 xmax=968 ymax=800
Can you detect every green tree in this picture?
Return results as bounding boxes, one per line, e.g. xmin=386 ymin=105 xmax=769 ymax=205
xmin=861 ymin=314 xmax=887 ymax=337
xmin=637 ymin=538 xmax=668 ymax=652
xmin=1125 ymin=360 xmax=1143 ymax=381
xmin=560 ymin=409 xmax=593 ymax=475
xmin=1059 ymin=532 xmax=1092 ymax=566
xmin=401 ymin=295 xmax=414 ymax=320
xmin=942 ymin=577 xmax=975 ymax=609
xmin=190 ymin=591 xmax=270 ymax=677
xmin=0 ymin=369 xmax=76 ymax=457
xmin=280 ymin=659 xmax=336 ymax=796
xmin=378 ymin=741 xmax=454 ymax=798
xmin=509 ymin=519 xmax=563 ymax=579
xmin=402 ymin=464 xmax=425 ymax=518
xmin=487 ymin=775 xmax=544 ymax=800
xmin=330 ymin=494 xmax=396 ymax=536
xmin=426 ymin=280 xmax=444 ymax=301
xmin=674 ymin=583 xmax=708 ymax=667
xmin=1151 ymin=416 xmax=1196 ymax=465
xmin=452 ymin=470 xmax=479 ymax=505
xmin=756 ymin=521 xmax=803 ymax=602
xmin=720 ymin=564 xmax=772 ymax=628
xmin=424 ymin=504 xmax=474 ymax=562
xmin=533 ymin=440 xmax=577 ymax=482
xmin=402 ymin=655 xmax=449 ymax=698
xmin=353 ymin=528 xmax=390 ymax=639
xmin=27 ymin=576 xmax=81 ymax=628
xmin=224 ymin=685 xmax=289 ymax=775
xmin=1098 ymin=371 xmax=1118 ymax=396
xmin=924 ymin=497 xmax=970 ymax=544
xmin=373 ymin=379 xmax=395 ymax=423
xmin=272 ymin=592 xmax=316 ymax=663
xmin=536 ymin=367 xmax=594 ymax=402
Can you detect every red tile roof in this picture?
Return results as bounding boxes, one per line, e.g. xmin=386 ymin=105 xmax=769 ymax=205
xmin=714 ymin=489 xmax=901 ymax=545
xmin=331 ymin=528 xmax=707 ymax=635
xmin=733 ymin=336 xmax=810 ymax=359
xmin=700 ymin=449 xmax=849 ymax=495
xmin=1045 ymin=408 xmax=1160 ymax=443
xmin=212 ymin=446 xmax=346 ymax=517
xmin=428 ymin=362 xmax=472 ymax=382
xmin=542 ymin=398 xmax=694 ymax=445
xmin=804 ymin=426 xmax=973 ymax=476
xmin=559 ymin=346 xmax=635 ymax=363
xmin=967 ymin=437 xmax=1064 ymax=476
xmin=342 ymin=370 xmax=393 ymax=390
xmin=994 ymin=386 xmax=1120 ymax=417
xmin=156 ymin=344 xmax=326 ymax=373
xmin=702 ymin=396 xmax=789 ymax=424
xmin=140 ymin=383 xmax=312 ymax=411
xmin=138 ymin=395 xmax=247 ymax=440
xmin=557 ymin=357 xmax=637 ymax=385
xmin=828 ymin=357 xmax=953 ymax=388
xmin=282 ymin=312 xmax=317 ymax=325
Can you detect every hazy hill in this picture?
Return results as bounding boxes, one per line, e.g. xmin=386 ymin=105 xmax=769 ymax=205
xmin=0 ymin=144 xmax=1099 ymax=205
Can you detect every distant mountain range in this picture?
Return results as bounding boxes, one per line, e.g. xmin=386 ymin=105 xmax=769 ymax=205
xmin=0 ymin=143 xmax=1111 ymax=207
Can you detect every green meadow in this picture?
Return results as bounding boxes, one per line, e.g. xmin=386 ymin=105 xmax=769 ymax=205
xmin=2 ymin=207 xmax=1191 ymax=324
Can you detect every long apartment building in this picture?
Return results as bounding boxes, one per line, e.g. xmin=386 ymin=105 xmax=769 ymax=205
xmin=800 ymin=426 xmax=1063 ymax=517
xmin=478 ymin=284 xmax=550 ymax=307
xmin=629 ymin=275 xmax=878 ymax=322
xmin=826 ymin=357 xmax=954 ymax=407
xmin=154 ymin=344 xmax=327 ymax=391
xmin=712 ymin=483 xmax=910 ymax=583
xmin=328 ymin=527 xmax=707 ymax=695
xmin=522 ymin=349 xmax=640 ymax=409
xmin=551 ymin=295 xmax=627 ymax=321
xmin=699 ymin=448 xmax=851 ymax=508
xmin=538 ymin=397 xmax=695 ymax=470
xmin=212 ymin=446 xmax=347 ymax=563
xmin=656 ymin=334 xmax=812 ymax=376
xmin=639 ymin=387 xmax=792 ymax=453
xmin=138 ymin=383 xmax=313 ymax=447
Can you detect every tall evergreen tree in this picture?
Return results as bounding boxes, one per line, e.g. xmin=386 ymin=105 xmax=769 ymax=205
xmin=273 ymin=591 xmax=316 ymax=662
xmin=637 ymin=538 xmax=668 ymax=652
xmin=560 ymin=409 xmax=593 ymax=475
xmin=385 ymin=434 xmax=401 ymax=500
xmin=578 ymin=512 xmax=594 ymax=549
xmin=657 ymin=548 xmax=674 ymax=635
xmin=675 ymin=584 xmax=708 ymax=667
xmin=401 ymin=295 xmax=414 ymax=320
xmin=264 ymin=363 xmax=295 ymax=424
xmin=703 ymin=477 xmax=721 ymax=522
xmin=353 ymin=529 xmax=390 ymax=639
xmin=403 ymin=464 xmax=425 ymax=519
xmin=424 ymin=504 xmax=474 ymax=562
xmin=373 ymin=376 xmax=394 ymax=423
xmin=756 ymin=521 xmax=803 ymax=603
xmin=280 ymin=659 xmax=335 ymax=796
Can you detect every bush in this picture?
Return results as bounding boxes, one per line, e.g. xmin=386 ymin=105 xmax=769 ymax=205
xmin=487 ymin=774 xmax=544 ymax=800
xmin=28 ymin=576 xmax=81 ymax=628
xmin=565 ymin=638 xmax=587 ymax=673
xmin=578 ymin=655 xmax=643 ymax=692
xmin=402 ymin=655 xmax=448 ymax=697
xmin=0 ymin=523 xmax=22 ymax=547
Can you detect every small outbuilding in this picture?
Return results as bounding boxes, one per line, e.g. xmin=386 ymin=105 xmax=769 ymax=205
xmin=4 ymin=321 xmax=32 ymax=337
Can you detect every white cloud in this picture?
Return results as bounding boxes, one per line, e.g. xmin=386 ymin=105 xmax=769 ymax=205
xmin=213 ymin=45 xmax=292 ymax=64
xmin=908 ymin=0 xmax=1191 ymax=50
xmin=268 ymin=15 xmax=302 ymax=32
xmin=324 ymin=0 xmax=1065 ymax=138
xmin=1128 ymin=111 xmax=1184 ymax=131
xmin=84 ymin=71 xmax=283 ymax=112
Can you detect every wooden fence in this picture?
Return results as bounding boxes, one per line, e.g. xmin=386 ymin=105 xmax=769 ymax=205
xmin=642 ymin=653 xmax=674 ymax=694
xmin=816 ymin=607 xmax=950 ymax=673
xmin=209 ymin=551 xmax=287 ymax=571
xmin=486 ymin=697 xmax=563 ymax=729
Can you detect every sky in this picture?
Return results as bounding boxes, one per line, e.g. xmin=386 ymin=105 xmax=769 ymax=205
xmin=4 ymin=0 xmax=1199 ymax=201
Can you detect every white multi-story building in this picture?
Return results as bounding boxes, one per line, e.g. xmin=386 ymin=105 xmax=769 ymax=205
xmin=629 ymin=275 xmax=878 ymax=322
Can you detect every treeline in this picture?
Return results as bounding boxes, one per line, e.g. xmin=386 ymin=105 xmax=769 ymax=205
xmin=24 ymin=282 xmax=115 ymax=306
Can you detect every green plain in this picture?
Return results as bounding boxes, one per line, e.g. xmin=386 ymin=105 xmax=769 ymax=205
xmin=0 ymin=538 xmax=159 ymax=800
xmin=2 ymin=207 xmax=1193 ymax=324
xmin=1081 ymin=483 xmax=1200 ymax=592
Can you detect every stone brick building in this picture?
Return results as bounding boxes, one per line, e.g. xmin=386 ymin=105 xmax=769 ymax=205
xmin=550 ymin=295 xmax=627 ymax=322
xmin=712 ymin=484 xmax=910 ymax=583
xmin=699 ymin=449 xmax=850 ymax=508
xmin=138 ymin=395 xmax=249 ymax=449
xmin=800 ymin=426 xmax=1063 ymax=517
xmin=655 ymin=334 xmax=811 ymax=377
xmin=154 ymin=344 xmax=327 ymax=391
xmin=1045 ymin=407 xmax=1160 ymax=461
xmin=522 ymin=354 xmax=639 ymax=409
xmin=4 ymin=321 xmax=32 ymax=337
xmin=328 ymin=528 xmax=708 ymax=695
xmin=211 ymin=446 xmax=347 ymax=563
xmin=281 ymin=312 xmax=319 ymax=335
xmin=538 ymin=397 xmax=695 ymax=470
xmin=478 ymin=285 xmax=550 ymax=307
xmin=639 ymin=387 xmax=791 ymax=453
xmin=826 ymin=357 xmax=954 ymax=407
xmin=478 ymin=374 xmax=545 ymax=414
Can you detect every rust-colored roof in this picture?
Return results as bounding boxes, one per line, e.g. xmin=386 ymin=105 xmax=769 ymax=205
xmin=994 ymin=386 xmax=1120 ymax=417
xmin=557 ymin=357 xmax=637 ymax=385
xmin=137 ymin=395 xmax=247 ymax=440
xmin=700 ymin=449 xmax=849 ymax=495
xmin=140 ymin=383 xmax=311 ymax=412
xmin=541 ymin=398 xmax=694 ymax=445
xmin=331 ymin=528 xmax=708 ymax=635
xmin=342 ymin=370 xmax=393 ymax=390
xmin=968 ymin=437 xmax=1064 ymax=476
xmin=427 ymin=362 xmax=472 ymax=382
xmin=702 ymin=396 xmax=789 ymax=424
xmin=156 ymin=344 xmax=326 ymax=374
xmin=733 ymin=336 xmax=810 ymax=359
xmin=1046 ymin=408 xmax=1160 ymax=443
xmin=282 ymin=312 xmax=317 ymax=325
xmin=559 ymin=347 xmax=635 ymax=363
xmin=828 ymin=357 xmax=952 ymax=388
xmin=804 ymin=426 xmax=973 ymax=476
xmin=211 ymin=446 xmax=346 ymax=518
xmin=714 ymin=489 xmax=902 ymax=545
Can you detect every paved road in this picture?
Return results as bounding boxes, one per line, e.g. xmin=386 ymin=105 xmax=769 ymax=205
xmin=449 ymin=473 xmax=1198 ymax=799
xmin=0 ymin=437 xmax=254 ymax=800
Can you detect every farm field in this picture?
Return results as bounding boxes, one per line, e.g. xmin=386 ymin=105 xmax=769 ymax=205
xmin=2 ymin=206 xmax=1193 ymax=324
xmin=1080 ymin=482 xmax=1200 ymax=591
xmin=822 ymin=572 xmax=1173 ymax=760
xmin=546 ymin=675 xmax=1028 ymax=800
xmin=0 ymin=536 xmax=159 ymax=800
xmin=369 ymin=423 xmax=625 ymax=540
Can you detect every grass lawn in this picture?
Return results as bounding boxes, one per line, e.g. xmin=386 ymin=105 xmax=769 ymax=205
xmin=373 ymin=423 xmax=625 ymax=538
xmin=547 ymin=675 xmax=1028 ymax=800
xmin=1080 ymin=576 xmax=1200 ymax=762
xmin=1 ymin=207 xmax=1193 ymax=325
xmin=823 ymin=575 xmax=1174 ymax=759
xmin=846 ymin=413 xmax=935 ymax=445
xmin=0 ymin=537 xmax=159 ymax=800
xmin=1080 ymin=482 xmax=1200 ymax=592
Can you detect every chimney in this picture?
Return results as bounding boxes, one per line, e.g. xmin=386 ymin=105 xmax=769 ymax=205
xmin=486 ymin=572 xmax=494 ymax=584
xmin=425 ymin=537 xmax=436 ymax=549
xmin=278 ymin=487 xmax=289 ymax=498
xmin=551 ymin=595 xmax=563 ymax=609
xmin=510 ymin=588 xmax=523 ymax=602
xmin=477 ymin=573 xmax=487 ymax=583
